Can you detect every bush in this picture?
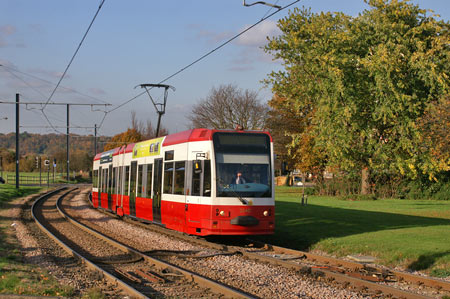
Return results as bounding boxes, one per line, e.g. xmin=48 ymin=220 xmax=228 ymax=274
xmin=314 ymin=173 xmax=360 ymax=196
xmin=396 ymin=171 xmax=450 ymax=200
xmin=301 ymin=169 xmax=449 ymax=200
xmin=432 ymin=183 xmax=450 ymax=200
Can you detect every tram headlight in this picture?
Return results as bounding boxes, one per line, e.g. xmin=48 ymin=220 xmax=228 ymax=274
xmin=263 ymin=210 xmax=269 ymax=217
xmin=219 ymin=210 xmax=225 ymax=216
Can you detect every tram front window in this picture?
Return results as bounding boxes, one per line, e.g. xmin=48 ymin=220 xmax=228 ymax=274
xmin=213 ymin=132 xmax=272 ymax=198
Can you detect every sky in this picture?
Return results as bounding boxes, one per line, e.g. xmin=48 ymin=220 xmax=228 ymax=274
xmin=0 ymin=0 xmax=449 ymax=138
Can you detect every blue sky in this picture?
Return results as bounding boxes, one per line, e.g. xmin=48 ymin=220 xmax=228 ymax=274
xmin=1 ymin=0 xmax=448 ymax=137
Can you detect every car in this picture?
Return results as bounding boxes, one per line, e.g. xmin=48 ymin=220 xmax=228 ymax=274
xmin=293 ymin=176 xmax=303 ymax=186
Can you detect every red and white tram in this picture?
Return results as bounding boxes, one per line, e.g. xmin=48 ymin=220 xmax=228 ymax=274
xmin=91 ymin=128 xmax=275 ymax=236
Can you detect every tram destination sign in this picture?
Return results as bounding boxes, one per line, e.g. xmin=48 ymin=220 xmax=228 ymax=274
xmin=100 ymin=151 xmax=114 ymax=164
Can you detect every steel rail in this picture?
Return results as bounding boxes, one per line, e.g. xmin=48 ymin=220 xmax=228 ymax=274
xmin=60 ymin=192 xmax=254 ymax=299
xmin=98 ymin=213 xmax=432 ymax=298
xmin=88 ymin=194 xmax=446 ymax=298
xmin=120 ymin=214 xmax=442 ymax=298
xmin=234 ymin=247 xmax=432 ymax=299
xmin=31 ymin=188 xmax=148 ymax=299
xmin=248 ymin=239 xmax=450 ymax=293
xmin=123 ymin=220 xmax=439 ymax=298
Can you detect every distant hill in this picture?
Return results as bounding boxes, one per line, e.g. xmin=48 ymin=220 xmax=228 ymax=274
xmin=0 ymin=132 xmax=109 ymax=156
xmin=0 ymin=132 xmax=111 ymax=172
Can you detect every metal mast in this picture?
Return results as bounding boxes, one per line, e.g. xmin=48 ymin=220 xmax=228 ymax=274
xmin=137 ymin=84 xmax=175 ymax=137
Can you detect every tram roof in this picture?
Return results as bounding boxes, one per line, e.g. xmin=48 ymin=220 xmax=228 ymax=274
xmin=94 ymin=128 xmax=272 ymax=161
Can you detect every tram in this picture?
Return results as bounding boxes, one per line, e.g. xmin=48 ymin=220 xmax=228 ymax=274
xmin=91 ymin=128 xmax=275 ymax=236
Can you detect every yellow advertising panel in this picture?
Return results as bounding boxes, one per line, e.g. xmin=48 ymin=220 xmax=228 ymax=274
xmin=132 ymin=137 xmax=165 ymax=158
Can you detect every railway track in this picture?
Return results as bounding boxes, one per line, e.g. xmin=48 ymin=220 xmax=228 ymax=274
xmin=90 ymin=197 xmax=449 ymax=298
xmin=31 ymin=188 xmax=252 ymax=298
xmin=244 ymin=240 xmax=450 ymax=296
xmin=235 ymin=240 xmax=450 ymax=299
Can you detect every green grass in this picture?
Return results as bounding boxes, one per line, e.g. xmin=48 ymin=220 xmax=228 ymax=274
xmin=0 ymin=259 xmax=74 ymax=296
xmin=0 ymin=184 xmax=42 ymax=203
xmin=1 ymin=171 xmax=77 ymax=185
xmin=258 ymin=186 xmax=450 ymax=277
xmin=0 ymin=184 xmax=74 ymax=296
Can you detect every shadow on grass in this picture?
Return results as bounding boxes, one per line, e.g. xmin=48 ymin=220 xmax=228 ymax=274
xmin=0 ymin=225 xmax=18 ymax=261
xmin=408 ymin=251 xmax=450 ymax=271
xmin=258 ymin=201 xmax=450 ymax=251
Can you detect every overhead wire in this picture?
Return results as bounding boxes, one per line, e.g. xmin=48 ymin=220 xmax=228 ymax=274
xmin=41 ymin=110 xmax=65 ymax=134
xmin=0 ymin=0 xmax=107 ymax=135
xmin=103 ymin=0 xmax=300 ymax=123
xmin=5 ymin=0 xmax=298 ymax=136
xmin=1 ymin=66 xmax=49 ymax=100
xmin=1 ymin=65 xmax=105 ymax=135
xmin=0 ymin=64 xmax=110 ymax=105
xmin=41 ymin=0 xmax=107 ymax=110
xmin=261 ymin=0 xmax=281 ymax=19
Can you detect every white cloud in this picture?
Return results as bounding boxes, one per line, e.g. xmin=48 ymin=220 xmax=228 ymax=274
xmin=0 ymin=37 xmax=7 ymax=48
xmin=236 ymin=20 xmax=280 ymax=48
xmin=27 ymin=67 xmax=71 ymax=80
xmin=187 ymin=20 xmax=281 ymax=72
xmin=28 ymin=24 xmax=43 ymax=33
xmin=0 ymin=25 xmax=17 ymax=48
xmin=88 ymin=88 xmax=107 ymax=95
xmin=188 ymin=24 xmax=233 ymax=44
xmin=0 ymin=25 xmax=16 ymax=35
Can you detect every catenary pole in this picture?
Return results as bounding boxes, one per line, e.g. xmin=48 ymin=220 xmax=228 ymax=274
xmin=15 ymin=94 xmax=19 ymax=189
xmin=94 ymin=124 xmax=97 ymax=155
xmin=67 ymin=104 xmax=70 ymax=182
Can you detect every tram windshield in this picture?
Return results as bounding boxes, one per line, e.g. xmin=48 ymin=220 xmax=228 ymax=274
xmin=213 ymin=132 xmax=272 ymax=198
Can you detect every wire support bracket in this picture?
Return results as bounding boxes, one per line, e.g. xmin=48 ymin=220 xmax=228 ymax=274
xmin=243 ymin=0 xmax=281 ymax=9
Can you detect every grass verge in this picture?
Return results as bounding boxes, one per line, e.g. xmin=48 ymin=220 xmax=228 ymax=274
xmin=0 ymin=184 xmax=42 ymax=203
xmin=258 ymin=186 xmax=450 ymax=277
xmin=0 ymin=185 xmax=74 ymax=296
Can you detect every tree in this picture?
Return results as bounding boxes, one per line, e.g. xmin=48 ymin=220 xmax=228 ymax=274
xmin=267 ymin=94 xmax=327 ymax=176
xmin=188 ymin=84 xmax=268 ymax=130
xmin=103 ymin=128 xmax=143 ymax=151
xmin=130 ymin=111 xmax=168 ymax=139
xmin=103 ymin=111 xmax=171 ymax=152
xmin=265 ymin=0 xmax=450 ymax=194
xmin=418 ymin=96 xmax=450 ymax=173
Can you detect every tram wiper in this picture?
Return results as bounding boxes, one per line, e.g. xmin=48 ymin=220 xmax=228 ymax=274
xmin=217 ymin=178 xmax=248 ymax=205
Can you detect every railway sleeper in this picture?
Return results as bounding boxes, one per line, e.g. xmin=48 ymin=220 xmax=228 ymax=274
xmin=114 ymin=269 xmax=142 ymax=284
xmin=136 ymin=268 xmax=166 ymax=283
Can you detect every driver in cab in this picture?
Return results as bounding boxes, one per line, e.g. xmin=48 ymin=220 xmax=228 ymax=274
xmin=232 ymin=171 xmax=247 ymax=184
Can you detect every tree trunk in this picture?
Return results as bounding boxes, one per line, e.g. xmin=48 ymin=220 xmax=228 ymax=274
xmin=361 ymin=167 xmax=370 ymax=195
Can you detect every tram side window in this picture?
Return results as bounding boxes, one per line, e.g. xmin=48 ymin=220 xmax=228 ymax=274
xmin=102 ymin=169 xmax=106 ymax=192
xmin=118 ymin=166 xmax=123 ymax=195
xmin=190 ymin=160 xmax=211 ymax=197
xmin=93 ymin=170 xmax=98 ymax=188
xmin=203 ymin=160 xmax=211 ymax=197
xmin=146 ymin=164 xmax=153 ymax=198
xmin=104 ymin=168 xmax=109 ymax=192
xmin=163 ymin=162 xmax=174 ymax=194
xmin=108 ymin=166 xmax=112 ymax=194
xmin=99 ymin=167 xmax=102 ymax=193
xmin=137 ymin=165 xmax=143 ymax=197
xmin=124 ymin=166 xmax=130 ymax=196
xmin=112 ymin=167 xmax=116 ymax=194
xmin=174 ymin=161 xmax=185 ymax=195
xmin=191 ymin=161 xmax=201 ymax=196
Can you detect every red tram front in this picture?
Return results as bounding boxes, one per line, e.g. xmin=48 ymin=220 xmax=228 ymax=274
xmin=91 ymin=128 xmax=275 ymax=236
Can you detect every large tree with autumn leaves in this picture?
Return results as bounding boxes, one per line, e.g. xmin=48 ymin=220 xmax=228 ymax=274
xmin=265 ymin=0 xmax=450 ymax=194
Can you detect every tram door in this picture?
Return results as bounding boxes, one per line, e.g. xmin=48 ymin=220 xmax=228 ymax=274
xmin=129 ymin=161 xmax=137 ymax=217
xmin=152 ymin=158 xmax=163 ymax=223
